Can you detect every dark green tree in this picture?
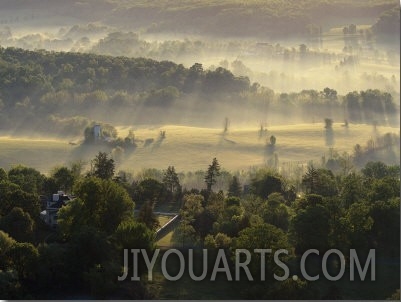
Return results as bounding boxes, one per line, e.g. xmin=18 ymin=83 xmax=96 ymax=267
xmin=7 ymin=165 xmax=44 ymax=195
xmin=0 ymin=207 xmax=34 ymax=243
xmin=0 ymin=189 xmax=40 ymax=221
xmin=212 ymin=196 xmax=245 ymax=237
xmin=35 ymin=243 xmax=71 ymax=291
xmin=322 ymin=87 xmax=338 ymax=101
xmin=84 ymin=126 xmax=96 ymax=143
xmin=114 ymin=220 xmax=155 ymax=252
xmin=290 ymin=204 xmax=330 ymax=254
xmin=70 ymin=160 xmax=85 ymax=181
xmin=172 ymin=219 xmax=198 ymax=248
xmin=343 ymin=202 xmax=374 ymax=250
xmin=251 ymin=170 xmax=283 ymax=199
xmin=181 ymin=194 xmax=204 ymax=220
xmin=113 ymin=220 xmax=156 ymax=278
xmin=50 ymin=166 xmax=75 ymax=193
xmin=361 ymin=161 xmax=391 ymax=179
xmin=204 ymin=158 xmax=221 ymax=192
xmin=66 ymin=226 xmax=113 ymax=285
xmin=368 ymin=176 xmax=400 ymax=202
xmin=162 ymin=166 xmax=181 ymax=194
xmin=339 ymin=172 xmax=365 ymax=208
xmin=0 ymin=270 xmax=21 ymax=299
xmin=58 ymin=177 xmax=134 ymax=236
xmin=204 ymin=233 xmax=232 ymax=249
xmin=228 ymin=175 xmax=242 ymax=197
xmin=0 ymin=230 xmax=16 ymax=269
xmin=0 ymin=168 xmax=7 ymax=182
xmin=91 ymin=152 xmax=115 ymax=180
xmin=7 ymin=242 xmax=39 ymax=281
xmin=293 ymin=194 xmax=324 ymax=211
xmin=302 ymin=166 xmax=337 ymax=197
xmin=133 ymin=178 xmax=167 ymax=204
xmin=137 ymin=201 xmax=160 ymax=231
xmin=370 ymin=198 xmax=399 ymax=255
xmin=262 ymin=193 xmax=290 ymax=231
xmin=269 ymin=135 xmax=276 ymax=146
xmin=198 ymin=192 xmax=224 ymax=237
xmin=344 ymin=91 xmax=361 ymax=122
xmin=234 ymin=223 xmax=291 ymax=281
xmin=324 ymin=118 xmax=333 ymax=129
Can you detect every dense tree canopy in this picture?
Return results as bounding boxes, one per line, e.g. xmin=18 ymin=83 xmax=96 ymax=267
xmin=58 ymin=176 xmax=134 ymax=236
xmin=0 ymin=47 xmax=397 ymax=137
xmin=0 ymin=157 xmax=399 ymax=299
xmin=90 ymin=152 xmax=115 ymax=180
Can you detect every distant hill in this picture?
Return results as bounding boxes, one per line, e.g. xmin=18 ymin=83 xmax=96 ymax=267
xmin=0 ymin=0 xmax=398 ymax=38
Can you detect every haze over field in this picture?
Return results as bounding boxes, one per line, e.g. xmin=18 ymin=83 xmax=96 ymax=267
xmin=1 ymin=123 xmax=398 ymax=178
xmin=0 ymin=0 xmax=399 ymax=94
xmin=0 ymin=0 xmax=399 ymax=174
xmin=0 ymin=1 xmax=400 ymax=301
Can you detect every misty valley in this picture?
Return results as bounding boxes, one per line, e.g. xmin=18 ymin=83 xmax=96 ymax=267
xmin=0 ymin=0 xmax=399 ymax=300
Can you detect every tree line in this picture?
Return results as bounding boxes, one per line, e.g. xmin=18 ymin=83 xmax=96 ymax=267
xmin=0 ymin=0 xmax=397 ymax=40
xmin=0 ymin=47 xmax=398 ymax=137
xmin=0 ymin=152 xmax=399 ymax=299
xmin=169 ymin=159 xmax=400 ymax=299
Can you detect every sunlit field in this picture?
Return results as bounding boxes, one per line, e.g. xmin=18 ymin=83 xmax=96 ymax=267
xmin=0 ymin=122 xmax=398 ymax=174
xmin=156 ymin=230 xmax=174 ymax=247
xmin=0 ymin=136 xmax=74 ymax=174
xmin=116 ymin=123 xmax=399 ymax=172
xmin=156 ymin=215 xmax=176 ymax=247
xmin=157 ymin=215 xmax=172 ymax=228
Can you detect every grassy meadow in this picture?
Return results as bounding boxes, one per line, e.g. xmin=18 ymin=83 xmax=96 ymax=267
xmin=116 ymin=122 xmax=399 ymax=172
xmin=0 ymin=122 xmax=398 ymax=175
xmin=157 ymin=215 xmax=172 ymax=228
xmin=0 ymin=136 xmax=75 ymax=174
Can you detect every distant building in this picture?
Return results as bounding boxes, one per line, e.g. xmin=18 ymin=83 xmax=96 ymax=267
xmin=40 ymin=191 xmax=73 ymax=227
xmin=93 ymin=124 xmax=102 ymax=141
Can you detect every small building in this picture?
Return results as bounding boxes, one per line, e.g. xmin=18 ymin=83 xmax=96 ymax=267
xmin=93 ymin=124 xmax=102 ymax=141
xmin=40 ymin=191 xmax=73 ymax=227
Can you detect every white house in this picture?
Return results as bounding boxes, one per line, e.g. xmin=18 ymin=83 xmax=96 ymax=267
xmin=93 ymin=124 xmax=102 ymax=141
xmin=40 ymin=191 xmax=73 ymax=227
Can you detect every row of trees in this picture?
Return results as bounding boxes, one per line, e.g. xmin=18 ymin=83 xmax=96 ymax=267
xmin=100 ymin=0 xmax=398 ymax=39
xmin=0 ymin=46 xmax=250 ymax=103
xmin=276 ymin=88 xmax=398 ymax=125
xmin=171 ymin=160 xmax=400 ymax=299
xmin=0 ymin=153 xmax=224 ymax=298
xmin=0 ymin=152 xmax=399 ymax=299
xmin=371 ymin=6 xmax=400 ymax=42
xmin=0 ymin=153 xmax=157 ymax=299
xmin=0 ymin=47 xmax=398 ymax=137
xmin=0 ymin=0 xmax=396 ymax=40
xmin=4 ymin=26 xmax=394 ymax=80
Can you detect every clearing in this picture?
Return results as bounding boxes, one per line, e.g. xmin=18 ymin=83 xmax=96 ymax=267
xmin=0 ymin=122 xmax=398 ymax=174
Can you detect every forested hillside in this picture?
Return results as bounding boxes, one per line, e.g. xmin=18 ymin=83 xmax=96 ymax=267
xmin=0 ymin=47 xmax=399 ymax=137
xmin=0 ymin=1 xmax=399 ymax=300
xmin=0 ymin=0 xmax=398 ymax=39
xmin=0 ymin=154 xmax=399 ymax=299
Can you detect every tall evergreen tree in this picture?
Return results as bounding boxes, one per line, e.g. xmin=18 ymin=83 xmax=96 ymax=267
xmin=228 ymin=175 xmax=241 ymax=197
xmin=162 ymin=166 xmax=181 ymax=193
xmin=301 ymin=165 xmax=320 ymax=194
xmin=204 ymin=158 xmax=221 ymax=192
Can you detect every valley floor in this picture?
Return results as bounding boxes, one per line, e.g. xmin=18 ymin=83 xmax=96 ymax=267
xmin=0 ymin=122 xmax=398 ymax=174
